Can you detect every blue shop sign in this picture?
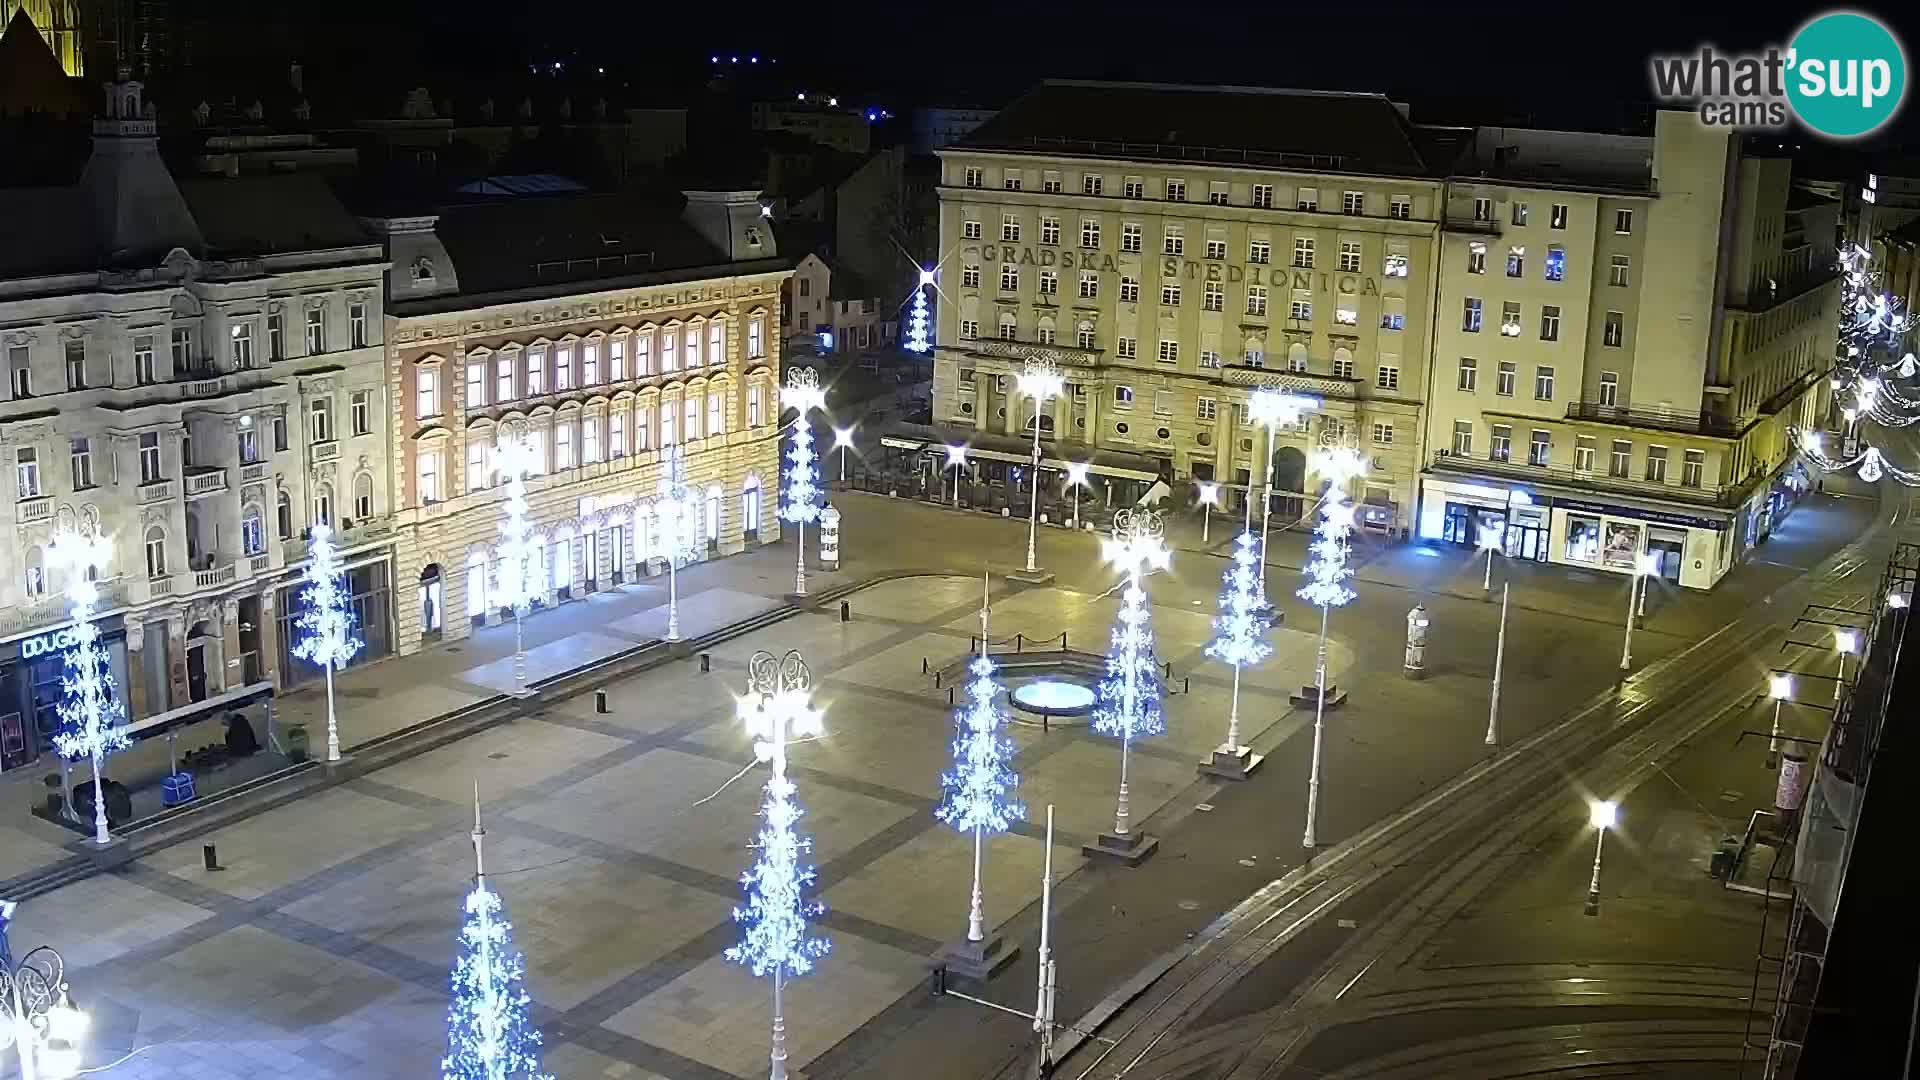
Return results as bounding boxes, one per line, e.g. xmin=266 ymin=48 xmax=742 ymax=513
xmin=1553 ymin=497 xmax=1727 ymax=532
xmin=13 ymin=616 xmax=122 ymax=662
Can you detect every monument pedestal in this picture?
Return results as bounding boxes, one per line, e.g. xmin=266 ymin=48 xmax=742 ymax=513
xmin=1082 ymin=830 xmax=1159 ymax=866
xmin=1200 ymin=745 xmax=1263 ymax=781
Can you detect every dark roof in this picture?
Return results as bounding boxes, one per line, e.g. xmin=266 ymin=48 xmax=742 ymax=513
xmin=428 ymin=191 xmax=732 ymax=296
xmin=177 ymin=174 xmax=374 ymax=256
xmin=1787 ymin=185 xmax=1839 ymax=212
xmin=1887 ymin=214 xmax=1920 ymax=247
xmin=0 ymin=8 xmax=87 ymax=117
xmin=957 ymin=80 xmax=1435 ymax=178
xmin=0 ymin=185 xmax=92 ymax=276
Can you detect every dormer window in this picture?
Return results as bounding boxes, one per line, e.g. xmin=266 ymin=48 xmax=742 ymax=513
xmin=746 ymin=226 xmax=763 ymax=247
xmin=410 ymin=257 xmax=435 ymax=283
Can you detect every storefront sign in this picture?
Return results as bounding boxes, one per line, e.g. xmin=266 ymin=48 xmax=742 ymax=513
xmin=1553 ymin=497 xmax=1727 ymax=532
xmin=20 ymin=625 xmax=86 ymax=661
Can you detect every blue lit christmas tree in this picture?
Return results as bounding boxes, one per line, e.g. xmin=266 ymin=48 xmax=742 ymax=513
xmin=443 ymin=790 xmax=550 ymax=1080
xmin=1093 ymin=511 xmax=1169 ymax=843
xmin=1204 ymin=531 xmax=1273 ymax=766
xmin=291 ymin=522 xmax=363 ymax=761
xmin=781 ymin=369 xmax=825 ymax=596
xmin=904 ymin=269 xmax=934 ymax=354
xmin=936 ymin=575 xmax=1024 ymax=946
xmin=50 ymin=529 xmax=129 ymax=846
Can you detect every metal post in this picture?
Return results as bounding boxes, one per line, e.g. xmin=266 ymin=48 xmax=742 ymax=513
xmin=839 ymin=444 xmax=847 ymax=484
xmin=1114 ymin=566 xmax=1138 ymax=837
xmin=1256 ymin=425 xmax=1274 ymax=604
xmin=1034 ymin=804 xmax=1057 ymax=1077
xmin=770 ymin=969 xmax=788 ymax=1080
xmin=794 ymin=520 xmax=807 ymax=597
xmin=966 ymin=825 xmax=985 ymax=942
xmin=90 ymin=747 xmax=108 ymax=846
xmin=1202 ymin=504 xmax=1211 ymax=546
xmin=667 ymin=554 xmax=680 ymax=641
xmin=10 ymin=975 xmax=38 ymax=1080
xmin=514 ymin=606 xmax=526 ymax=693
xmin=1483 ymin=545 xmax=1494 ymax=592
xmin=324 ymin=662 xmax=340 ymax=761
xmin=1303 ymin=603 xmax=1329 ymax=848
xmin=1768 ymin=696 xmax=1784 ymax=769
xmin=1584 ymin=827 xmax=1606 ymax=916
xmin=1618 ymin=574 xmax=1639 ymax=671
xmin=1486 ymin=583 xmax=1508 ymax=747
xmin=1835 ymin=652 xmax=1848 ymax=703
xmin=1223 ymin=665 xmax=1242 ymax=752
xmin=1026 ymin=412 xmax=1042 ymax=573
xmin=1071 ymin=484 xmax=1080 ymax=531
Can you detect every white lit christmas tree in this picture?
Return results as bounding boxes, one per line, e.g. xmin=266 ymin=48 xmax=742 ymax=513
xmin=728 ymin=649 xmax=829 ymax=1080
xmin=50 ymin=529 xmax=128 ymax=846
xmin=1298 ymin=444 xmax=1366 ymax=848
xmin=1093 ymin=510 xmax=1169 ymax=843
xmin=936 ymin=575 xmax=1024 ymax=947
xmin=443 ymin=788 xmax=550 ymax=1080
xmin=904 ymin=268 xmax=934 ymax=354
xmin=292 ymin=521 xmax=363 ymax=762
xmin=781 ymin=369 xmax=826 ymax=596
xmin=654 ymin=444 xmax=700 ymax=641
xmin=1203 ymin=530 xmax=1273 ymax=772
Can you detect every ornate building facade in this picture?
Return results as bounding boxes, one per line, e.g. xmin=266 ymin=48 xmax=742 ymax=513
xmin=2 ymin=0 xmax=81 ymax=75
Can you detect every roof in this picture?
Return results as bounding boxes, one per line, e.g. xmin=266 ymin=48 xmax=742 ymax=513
xmin=955 ymin=80 xmax=1435 ymax=178
xmin=0 ymin=185 xmax=92 ymax=276
xmin=1786 ymin=185 xmax=1839 ymax=212
xmin=178 ymin=174 xmax=374 ymax=256
xmin=0 ymin=8 xmax=87 ymax=117
xmin=426 ymin=191 xmax=743 ymax=296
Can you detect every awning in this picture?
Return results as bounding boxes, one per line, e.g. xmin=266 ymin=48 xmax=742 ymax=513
xmin=123 ymin=680 xmax=275 ymax=742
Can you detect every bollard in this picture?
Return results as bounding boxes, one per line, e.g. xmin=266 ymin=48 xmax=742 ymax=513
xmin=203 ymin=843 xmax=223 ymax=872
xmin=922 ymin=657 xmax=929 ymax=674
xmin=935 ymin=672 xmax=942 ymax=689
xmin=948 ymin=687 xmax=955 ymax=705
xmin=700 ymin=652 xmax=711 ymax=673
xmin=840 ymin=600 xmax=851 ymax=623
xmin=1183 ymin=676 xmax=1190 ymax=694
xmin=1165 ymin=661 xmax=1174 ymax=679
xmin=594 ymin=689 xmax=609 ymax=714
xmin=1016 ymin=634 xmax=1025 ymax=652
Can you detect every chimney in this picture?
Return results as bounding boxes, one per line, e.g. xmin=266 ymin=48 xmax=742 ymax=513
xmin=682 ymin=190 xmax=775 ymax=262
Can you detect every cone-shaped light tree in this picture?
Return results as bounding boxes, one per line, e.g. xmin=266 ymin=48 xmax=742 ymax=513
xmin=654 ymin=444 xmax=700 ymax=641
xmin=50 ymin=528 xmax=128 ymax=846
xmin=443 ymin=787 xmax=551 ymax=1080
xmin=1093 ymin=509 xmax=1170 ymax=839
xmin=1204 ymin=530 xmax=1273 ymax=766
xmin=1298 ymin=444 xmax=1366 ymax=849
xmin=292 ymin=522 xmax=363 ymax=761
xmin=936 ymin=575 xmax=1024 ymax=944
xmin=904 ymin=267 xmax=934 ymax=354
xmin=781 ymin=369 xmax=826 ymax=597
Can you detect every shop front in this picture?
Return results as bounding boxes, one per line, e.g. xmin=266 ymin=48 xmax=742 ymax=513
xmin=1547 ymin=496 xmax=1733 ymax=590
xmin=0 ymin=615 xmax=131 ymax=774
xmin=1418 ymin=477 xmax=1549 ymax=562
xmin=276 ymin=557 xmax=395 ymax=689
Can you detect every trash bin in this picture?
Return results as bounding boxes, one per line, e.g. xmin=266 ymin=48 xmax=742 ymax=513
xmin=285 ymin=724 xmax=310 ymax=764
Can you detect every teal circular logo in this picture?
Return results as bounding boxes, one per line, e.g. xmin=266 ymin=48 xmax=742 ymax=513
xmin=1787 ymin=11 xmax=1907 ymax=138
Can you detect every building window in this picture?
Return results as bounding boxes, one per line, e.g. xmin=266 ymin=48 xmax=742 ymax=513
xmin=1490 ymin=424 xmax=1512 ymax=462
xmin=1124 ymin=177 xmax=1145 ymax=199
xmin=228 ymin=324 xmax=257 ymax=370
xmin=1535 ymin=365 xmax=1556 ymax=400
xmin=1163 ymin=226 xmax=1184 ymax=256
xmin=69 ymin=437 xmax=92 ymax=489
xmin=1540 ymin=305 xmax=1561 ymax=341
xmin=1208 ymin=182 xmax=1229 ymax=206
xmin=1078 ymin=324 xmax=1097 ymax=350
xmin=418 ymin=448 xmax=442 ymax=502
xmin=1338 ymin=241 xmax=1362 ymax=273
xmin=15 ymin=447 xmax=39 ymax=498
xmin=1002 ymin=214 xmax=1021 ymax=242
xmin=1200 ymin=349 xmax=1221 ymax=368
xmin=963 ymin=220 xmax=982 ymax=240
xmin=496 ymin=355 xmax=515 ymax=402
xmin=608 ymin=338 xmax=625 ymax=380
xmin=1390 ymin=194 xmax=1411 ymax=220
xmin=1122 ymin=223 xmax=1142 ymax=252
xmin=1383 ymin=246 xmax=1409 ymax=278
xmin=1037 ymin=323 xmax=1056 ymax=345
xmin=999 ymin=315 xmax=1017 ymax=340
xmin=1496 ymin=361 xmax=1516 ymax=396
xmin=466 ymin=359 xmax=486 ymax=407
xmin=1044 ymin=174 xmax=1062 ymax=194
xmin=416 ymin=365 xmax=440 ymax=418
xmin=1249 ymin=239 xmax=1270 ymax=264
xmin=1041 ymin=216 xmax=1061 ymax=245
xmin=1297 ymin=187 xmax=1318 ymax=211
xmin=1290 ymin=298 xmax=1313 ymax=321
xmin=962 ymin=265 xmax=981 ymax=288
xmin=1081 ymin=219 xmax=1101 ymax=248
xmin=138 ymin=432 xmax=162 ymax=483
xmin=1609 ymin=439 xmax=1631 ymax=478
xmin=1575 ymin=436 xmax=1596 ymax=473
xmin=1157 ymin=339 xmax=1179 ymax=364
xmin=1599 ymin=371 xmax=1619 ymax=406
xmin=1206 ymin=238 xmax=1226 ymax=260
xmin=1203 ymin=282 xmax=1223 ymax=311
xmin=1501 ymin=301 xmax=1522 ymax=337
xmin=243 ymin=507 xmax=266 ymax=555
xmin=1372 ymin=422 xmax=1394 ymax=445
xmin=1564 ymin=514 xmax=1600 ymax=561
xmin=310 ymin=397 xmax=333 ymax=442
xmin=1614 ymin=209 xmax=1634 ymax=234
xmin=610 ymin=411 xmax=627 ymax=457
xmin=1197 ymin=397 xmax=1217 ymax=421
xmin=1119 ymin=277 xmax=1140 ymax=303
xmin=1463 ymin=298 xmax=1483 ymax=332
xmin=1452 ymin=420 xmax=1473 ymax=456
xmin=1550 ymin=203 xmax=1569 ymax=229
xmin=1683 ymin=449 xmax=1704 ymax=488
xmin=584 ymin=341 xmax=602 ymax=384
xmin=277 ymin=489 xmax=293 ymax=538
xmin=964 ymin=167 xmax=982 ymax=188
xmin=659 ymin=333 xmax=677 ymax=374
xmin=1609 ymin=255 xmax=1631 ymax=287
xmin=1113 ymin=385 xmax=1134 ymax=407
xmin=1342 ymin=191 xmax=1364 ymax=215
xmin=1458 ymin=356 xmax=1478 ymax=392
xmin=1528 ymin=430 xmax=1552 ymax=467
xmin=1545 ymin=246 xmax=1566 ymax=281
xmin=1003 ymin=172 xmax=1022 ymax=191
xmin=1604 ymin=311 xmax=1624 ymax=347
xmin=1040 ymin=270 xmax=1059 ymax=296
xmin=171 ymin=327 xmax=192 ymax=371
xmin=1247 ymin=286 xmax=1268 ymax=316
xmin=1078 ymin=272 xmax=1099 ymax=299
xmin=1116 ymin=336 xmax=1136 ymax=359
xmin=467 ymin=439 xmax=489 ymax=491
xmin=1083 ymin=174 xmax=1103 ymax=196
xmin=1165 ymin=178 xmax=1186 ymax=201
xmin=1161 ymin=283 xmax=1181 ymax=307
xmin=59 ymin=339 xmax=85 ymax=390
xmin=1293 ymin=237 xmax=1314 ymax=268
xmin=688 ymin=327 xmax=706 ymax=371
xmin=1473 ymin=197 xmax=1493 ymax=222
xmin=1335 ymin=297 xmax=1358 ymax=325
xmin=1511 ymin=202 xmax=1529 ymax=226
xmin=145 ymin=527 xmax=167 ymax=578
xmin=1646 ymin=445 xmax=1669 ymax=483
xmin=1467 ymin=242 xmax=1486 ymax=275
xmin=583 ymin=415 xmax=602 ymax=462
xmin=305 ymin=308 xmax=325 ymax=354
xmin=268 ymin=314 xmax=285 ymax=361
xmin=1332 ymin=354 xmax=1355 ymax=379
xmin=554 ymin=422 xmax=575 ymax=469
xmin=960 ymin=320 xmax=979 ymax=339
xmin=1252 ymin=184 xmax=1273 ymax=208
xmin=350 ymin=390 xmax=372 ymax=435
xmin=349 ymin=302 xmax=368 ymax=348
xmin=1376 ymin=364 xmax=1399 ymax=390
xmin=1000 ymin=265 xmax=1019 ymax=292
xmin=135 ymin=334 xmax=157 ymax=384
xmin=1506 ymin=246 xmax=1525 ymax=277
xmin=638 ymin=406 xmax=653 ymax=449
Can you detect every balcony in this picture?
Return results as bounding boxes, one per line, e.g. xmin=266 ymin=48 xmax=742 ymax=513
xmin=1443 ymin=213 xmax=1503 ymax=236
xmin=16 ymin=494 xmax=52 ymax=525
xmin=193 ymin=562 xmax=238 ymax=589
xmin=183 ymin=374 xmax=235 ymax=399
xmin=240 ymin=462 xmax=270 ymax=483
xmin=149 ymin=575 xmax=175 ymax=598
xmin=183 ymin=466 xmax=229 ymax=499
xmin=1564 ymin=402 xmax=1746 ymax=439
xmin=1428 ymin=450 xmax=1740 ymax=508
xmin=966 ymin=339 xmax=1104 ymax=369
xmin=1220 ymin=363 xmax=1358 ymax=399
xmin=137 ymin=479 xmax=175 ymax=504
xmin=309 ymin=440 xmax=340 ymax=464
xmin=249 ymin=553 xmax=272 ymax=575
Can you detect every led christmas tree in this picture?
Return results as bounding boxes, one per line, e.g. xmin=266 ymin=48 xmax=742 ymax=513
xmin=728 ymin=650 xmax=829 ymax=1080
xmin=443 ymin=788 xmax=550 ymax=1080
xmin=904 ymin=268 xmax=934 ymax=354
xmin=1089 ymin=510 xmax=1169 ymax=861
xmin=654 ymin=444 xmax=700 ymax=641
xmin=1298 ymin=444 xmax=1366 ymax=848
xmin=50 ymin=529 xmax=128 ymax=846
xmin=493 ymin=431 xmax=542 ymax=696
xmin=292 ymin=521 xmax=363 ymax=761
xmin=781 ymin=369 xmax=826 ymax=596
xmin=1202 ymin=531 xmax=1273 ymax=778
xmin=935 ymin=575 xmax=1024 ymax=976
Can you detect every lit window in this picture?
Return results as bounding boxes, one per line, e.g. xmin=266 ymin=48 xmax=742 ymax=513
xmin=1545 ymin=247 xmax=1566 ymax=281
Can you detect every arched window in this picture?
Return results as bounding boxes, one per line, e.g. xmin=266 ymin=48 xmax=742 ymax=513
xmin=241 ymin=505 xmax=265 ymax=556
xmin=352 ymin=472 xmax=374 ymax=521
xmin=313 ymin=482 xmax=334 ymax=528
xmin=144 ymin=526 xmax=168 ymax=579
xmin=466 ymin=549 xmax=489 ymax=618
xmin=741 ymin=474 xmax=762 ymax=535
xmin=23 ymin=546 xmax=45 ymax=597
xmin=1244 ymin=337 xmax=1265 ymax=368
xmin=276 ymin=489 xmax=293 ymax=539
xmin=998 ymin=313 xmax=1018 ymax=341
xmin=1287 ymin=342 xmax=1309 ymax=372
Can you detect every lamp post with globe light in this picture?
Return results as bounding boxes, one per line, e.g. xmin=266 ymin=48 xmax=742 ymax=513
xmin=1767 ymin=674 xmax=1794 ymax=769
xmin=1584 ymin=800 xmax=1618 ymax=916
xmin=1834 ymin=628 xmax=1859 ymax=703
xmin=1298 ymin=442 xmax=1366 ymax=849
xmin=945 ymin=444 xmax=968 ymax=507
xmin=1065 ymin=462 xmax=1090 ymax=531
xmin=1016 ymin=359 xmax=1065 ymax=575
xmin=1477 ymin=523 xmax=1502 ymax=593
xmin=1618 ymin=552 xmax=1661 ymax=671
xmin=781 ymin=369 xmax=827 ymax=597
xmin=832 ymin=426 xmax=855 ymax=485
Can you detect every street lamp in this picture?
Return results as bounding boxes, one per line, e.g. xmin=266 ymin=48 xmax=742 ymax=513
xmin=1064 ymin=462 xmax=1090 ymax=531
xmin=832 ymin=426 xmax=856 ymax=485
xmin=944 ymin=444 xmax=968 ymax=507
xmin=1246 ymin=389 xmax=1318 ymax=604
xmin=1617 ymin=552 xmax=1660 ymax=671
xmin=1834 ymin=628 xmax=1859 ymax=703
xmin=1767 ymin=673 xmax=1793 ymax=769
xmin=782 ymin=368 xmax=827 ymax=597
xmin=1197 ymin=482 xmax=1219 ymax=545
xmin=1016 ymin=359 xmax=1065 ymax=574
xmin=1299 ymin=443 xmax=1366 ymax=849
xmin=1890 ymin=592 xmax=1911 ymax=610
xmin=0 ymin=923 xmax=88 ymax=1080
xmin=1584 ymin=800 xmax=1617 ymax=916
xmin=1476 ymin=523 xmax=1502 ymax=593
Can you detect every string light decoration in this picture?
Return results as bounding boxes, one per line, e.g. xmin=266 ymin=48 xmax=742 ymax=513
xmin=1298 ymin=444 xmax=1367 ymax=849
xmin=493 ymin=429 xmax=543 ymax=696
xmin=49 ymin=529 xmax=127 ymax=847
xmin=654 ymin=444 xmax=700 ymax=641
xmin=936 ymin=575 xmax=1024 ymax=947
xmin=904 ymin=268 xmax=934 ymax=354
xmin=728 ymin=650 xmax=829 ymax=1080
xmin=291 ymin=522 xmax=363 ymax=762
xmin=781 ymin=368 xmax=826 ymax=597
xmin=1203 ymin=531 xmax=1273 ymax=772
xmin=1802 ymin=244 xmax=1920 ymax=486
xmin=443 ymin=788 xmax=550 ymax=1080
xmin=1093 ymin=510 xmax=1170 ymax=842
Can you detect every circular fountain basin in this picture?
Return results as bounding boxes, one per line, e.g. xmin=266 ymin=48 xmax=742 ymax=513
xmin=1011 ymin=678 xmax=1097 ymax=718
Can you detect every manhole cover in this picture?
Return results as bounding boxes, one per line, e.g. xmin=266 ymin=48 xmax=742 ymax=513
xmin=488 ymin=752 xmax=510 ymax=760
xmin=1177 ymin=900 xmax=1201 ymax=911
xmin=1238 ymin=858 xmax=1257 ymax=867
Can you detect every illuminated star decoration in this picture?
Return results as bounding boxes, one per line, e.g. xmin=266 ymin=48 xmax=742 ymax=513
xmin=1205 ymin=531 xmax=1273 ymax=670
xmin=1296 ymin=446 xmax=1367 ymax=610
xmin=443 ymin=805 xmax=551 ymax=1080
xmin=904 ymin=267 xmax=934 ymax=354
xmin=50 ymin=529 xmax=129 ymax=844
